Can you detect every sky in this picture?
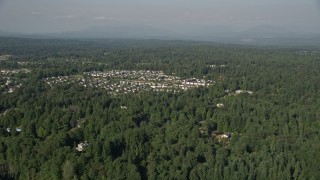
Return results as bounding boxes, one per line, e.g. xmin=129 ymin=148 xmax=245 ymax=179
xmin=0 ymin=0 xmax=319 ymax=35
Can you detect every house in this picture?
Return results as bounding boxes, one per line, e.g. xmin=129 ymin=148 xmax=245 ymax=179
xmin=199 ymin=126 xmax=207 ymax=135
xmin=8 ymin=88 xmax=14 ymax=93
xmin=235 ymin=90 xmax=254 ymax=95
xmin=216 ymin=103 xmax=225 ymax=108
xmin=76 ymin=141 xmax=89 ymax=152
xmin=247 ymin=91 xmax=253 ymax=95
xmin=120 ymin=106 xmax=128 ymax=109
xmin=235 ymin=90 xmax=245 ymax=94
xmin=6 ymin=127 xmax=21 ymax=132
xmin=198 ymin=121 xmax=207 ymax=135
xmin=212 ymin=131 xmax=232 ymax=142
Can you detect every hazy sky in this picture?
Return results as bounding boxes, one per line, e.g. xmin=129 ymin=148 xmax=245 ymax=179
xmin=0 ymin=0 xmax=319 ymax=34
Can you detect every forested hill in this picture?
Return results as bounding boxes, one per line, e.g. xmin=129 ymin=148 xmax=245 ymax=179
xmin=0 ymin=37 xmax=320 ymax=179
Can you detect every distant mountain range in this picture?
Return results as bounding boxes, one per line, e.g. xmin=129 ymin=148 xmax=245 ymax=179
xmin=1 ymin=25 xmax=320 ymax=46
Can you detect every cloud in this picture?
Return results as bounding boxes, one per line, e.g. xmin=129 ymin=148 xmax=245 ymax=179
xmin=93 ymin=16 xmax=121 ymax=22
xmin=66 ymin=15 xmax=77 ymax=19
xmin=93 ymin=16 xmax=107 ymax=20
xmin=31 ymin=11 xmax=41 ymax=16
xmin=53 ymin=15 xmax=78 ymax=19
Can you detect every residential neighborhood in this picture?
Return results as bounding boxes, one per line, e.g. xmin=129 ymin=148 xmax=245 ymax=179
xmin=44 ymin=70 xmax=214 ymax=95
xmin=0 ymin=55 xmax=11 ymax=61
xmin=0 ymin=68 xmax=30 ymax=94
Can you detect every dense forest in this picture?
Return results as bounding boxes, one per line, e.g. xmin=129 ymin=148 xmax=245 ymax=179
xmin=0 ymin=37 xmax=320 ymax=179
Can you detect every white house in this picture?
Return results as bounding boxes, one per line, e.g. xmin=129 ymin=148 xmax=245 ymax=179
xmin=76 ymin=141 xmax=89 ymax=152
